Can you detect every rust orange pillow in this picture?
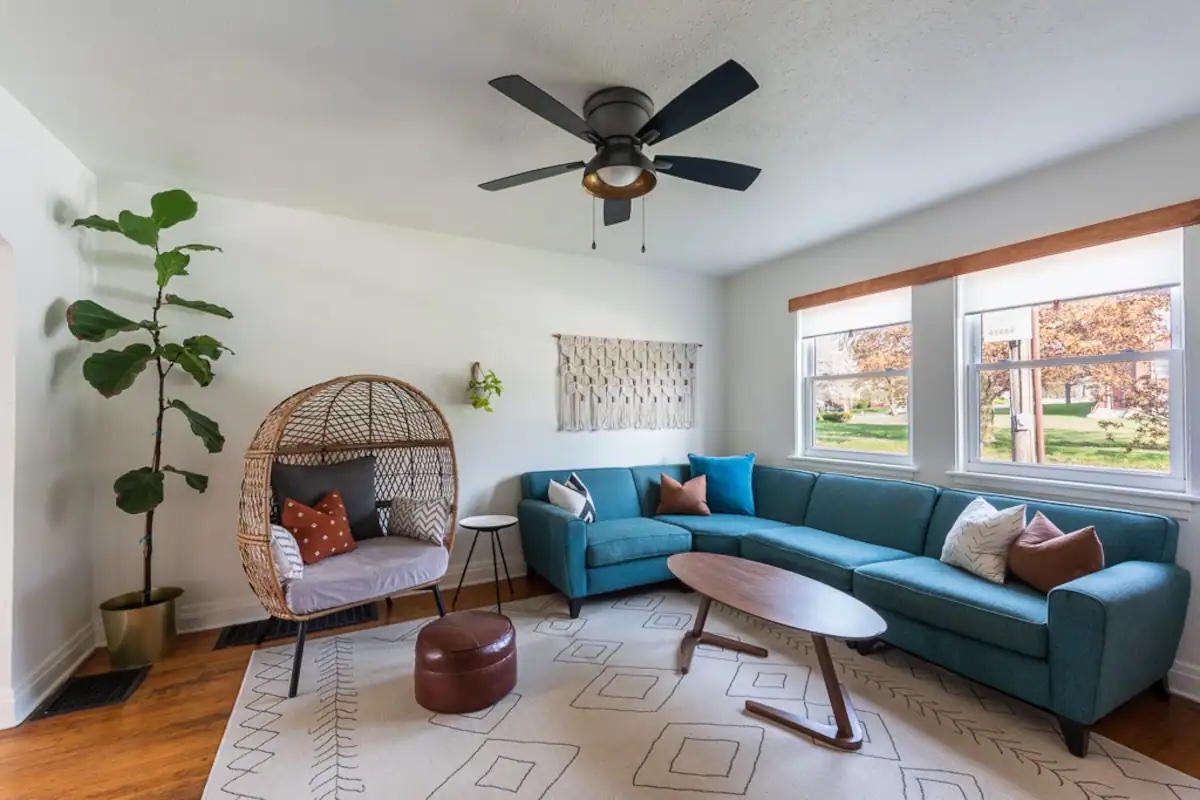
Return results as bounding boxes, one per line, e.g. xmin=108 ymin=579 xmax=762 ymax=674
xmin=281 ymin=490 xmax=357 ymax=565
xmin=1008 ymin=511 xmax=1104 ymax=593
xmin=656 ymin=473 xmax=711 ymax=516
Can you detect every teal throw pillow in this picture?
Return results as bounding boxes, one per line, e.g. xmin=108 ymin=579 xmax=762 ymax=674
xmin=688 ymin=453 xmax=755 ymax=515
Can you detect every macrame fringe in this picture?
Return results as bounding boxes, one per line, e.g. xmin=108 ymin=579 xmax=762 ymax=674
xmin=557 ymin=335 xmax=699 ymax=432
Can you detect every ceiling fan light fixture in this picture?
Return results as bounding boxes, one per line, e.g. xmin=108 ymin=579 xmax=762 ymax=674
xmin=596 ymin=164 xmax=643 ymax=187
xmin=582 ymin=144 xmax=656 ymax=199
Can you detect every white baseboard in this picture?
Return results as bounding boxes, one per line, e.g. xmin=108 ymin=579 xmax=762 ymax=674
xmin=173 ymin=558 xmax=527 ymax=634
xmin=0 ymin=623 xmax=96 ymax=728
xmin=1168 ymin=659 xmax=1200 ymax=703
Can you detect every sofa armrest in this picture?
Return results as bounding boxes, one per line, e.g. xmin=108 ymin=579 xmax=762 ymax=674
xmin=1048 ymin=560 xmax=1190 ymax=723
xmin=517 ymin=499 xmax=587 ymax=599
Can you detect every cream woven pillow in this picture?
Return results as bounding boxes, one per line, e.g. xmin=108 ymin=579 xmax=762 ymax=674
xmin=389 ymin=496 xmax=451 ymax=546
xmin=940 ymin=497 xmax=1027 ymax=583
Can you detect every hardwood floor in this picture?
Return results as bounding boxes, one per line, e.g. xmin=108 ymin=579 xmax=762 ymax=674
xmin=0 ymin=578 xmax=1196 ymax=799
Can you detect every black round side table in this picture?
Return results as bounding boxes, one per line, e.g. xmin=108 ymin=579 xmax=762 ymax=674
xmin=453 ymin=515 xmax=518 ymax=613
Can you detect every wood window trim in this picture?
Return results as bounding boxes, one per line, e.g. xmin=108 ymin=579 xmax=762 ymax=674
xmin=787 ymin=199 xmax=1200 ymax=313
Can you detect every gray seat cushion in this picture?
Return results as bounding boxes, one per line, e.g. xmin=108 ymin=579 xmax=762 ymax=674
xmin=286 ymin=536 xmax=449 ymax=615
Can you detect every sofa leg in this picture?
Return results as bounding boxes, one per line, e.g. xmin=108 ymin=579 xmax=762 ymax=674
xmin=849 ymin=638 xmax=889 ymax=656
xmin=568 ymin=598 xmax=583 ymax=619
xmin=1057 ymin=716 xmax=1091 ymax=758
xmin=1153 ymin=675 xmax=1172 ymax=701
xmin=430 ymin=586 xmax=446 ymax=617
xmin=288 ymin=620 xmax=308 ymax=699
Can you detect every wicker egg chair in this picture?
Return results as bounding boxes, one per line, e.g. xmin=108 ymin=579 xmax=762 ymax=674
xmin=238 ymin=375 xmax=457 ymax=697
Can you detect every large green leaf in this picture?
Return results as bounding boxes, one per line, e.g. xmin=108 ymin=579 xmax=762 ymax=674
xmin=65 ymin=300 xmax=139 ymax=342
xmin=72 ymin=215 xmax=120 ymax=233
xmin=114 ymin=467 xmax=164 ymax=514
xmin=150 ymin=190 xmax=197 ymax=229
xmin=164 ymin=294 xmax=233 ymax=319
xmin=163 ymin=465 xmax=209 ymax=492
xmin=154 ymin=250 xmax=190 ymax=287
xmin=117 ymin=210 xmax=159 ymax=248
xmin=82 ymin=343 xmax=154 ymax=397
xmin=162 ymin=342 xmax=213 ymax=387
xmin=168 ymin=399 xmax=224 ymax=453
xmin=182 ymin=335 xmax=233 ymax=361
xmin=177 ymin=243 xmax=222 ymax=253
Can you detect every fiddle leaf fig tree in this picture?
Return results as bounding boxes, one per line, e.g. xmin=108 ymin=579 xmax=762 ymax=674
xmin=66 ymin=189 xmax=233 ymax=606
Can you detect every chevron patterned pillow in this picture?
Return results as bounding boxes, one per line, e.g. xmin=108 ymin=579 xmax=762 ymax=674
xmin=389 ymin=496 xmax=451 ymax=546
xmin=940 ymin=497 xmax=1027 ymax=583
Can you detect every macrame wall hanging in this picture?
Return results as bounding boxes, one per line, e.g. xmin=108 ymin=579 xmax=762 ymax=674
xmin=557 ymin=335 xmax=699 ymax=431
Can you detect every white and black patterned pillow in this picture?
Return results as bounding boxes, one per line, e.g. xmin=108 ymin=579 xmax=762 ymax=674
xmin=268 ymin=524 xmax=304 ymax=582
xmin=389 ymin=496 xmax=451 ymax=546
xmin=940 ymin=497 xmax=1026 ymax=583
xmin=548 ymin=473 xmax=596 ymax=523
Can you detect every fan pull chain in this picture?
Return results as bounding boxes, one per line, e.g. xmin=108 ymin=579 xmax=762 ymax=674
xmin=591 ymin=196 xmax=597 ymax=250
xmin=641 ymin=196 xmax=647 ymax=254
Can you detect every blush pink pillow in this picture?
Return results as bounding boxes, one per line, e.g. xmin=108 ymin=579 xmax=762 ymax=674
xmin=1008 ymin=512 xmax=1104 ymax=593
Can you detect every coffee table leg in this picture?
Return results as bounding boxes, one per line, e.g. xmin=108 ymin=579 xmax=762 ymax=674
xmin=679 ymin=594 xmax=769 ymax=675
xmin=744 ymin=634 xmax=864 ymax=751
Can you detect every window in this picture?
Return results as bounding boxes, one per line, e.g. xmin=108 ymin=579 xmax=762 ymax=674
xmin=960 ymin=230 xmax=1185 ymax=490
xmin=798 ymin=288 xmax=912 ymax=463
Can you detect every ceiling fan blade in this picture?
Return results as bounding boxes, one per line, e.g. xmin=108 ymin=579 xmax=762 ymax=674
xmin=489 ymin=75 xmax=599 ymax=143
xmin=603 ymin=198 xmax=631 ymax=226
xmin=654 ymin=155 xmax=761 ymax=191
xmin=637 ymin=60 xmax=758 ymax=145
xmin=479 ymin=161 xmax=585 ymax=191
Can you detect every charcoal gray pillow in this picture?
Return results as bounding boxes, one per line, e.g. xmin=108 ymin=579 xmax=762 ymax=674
xmin=271 ymin=456 xmax=384 ymax=540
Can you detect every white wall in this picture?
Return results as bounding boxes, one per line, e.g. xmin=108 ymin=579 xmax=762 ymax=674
xmin=0 ymin=85 xmax=97 ymax=726
xmin=91 ymin=181 xmax=725 ymax=632
xmin=725 ymin=114 xmax=1200 ymax=697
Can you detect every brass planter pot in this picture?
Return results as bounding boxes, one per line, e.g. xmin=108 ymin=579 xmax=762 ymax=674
xmin=99 ymin=587 xmax=184 ymax=668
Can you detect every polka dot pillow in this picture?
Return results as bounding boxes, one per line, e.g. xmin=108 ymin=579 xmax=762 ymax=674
xmin=281 ymin=490 xmax=358 ymax=565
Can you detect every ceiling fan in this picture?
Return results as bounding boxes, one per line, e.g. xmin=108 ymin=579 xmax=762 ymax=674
xmin=479 ymin=60 xmax=762 ymax=227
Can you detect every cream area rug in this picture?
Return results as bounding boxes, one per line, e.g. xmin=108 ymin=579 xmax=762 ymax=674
xmin=205 ymin=589 xmax=1199 ymax=799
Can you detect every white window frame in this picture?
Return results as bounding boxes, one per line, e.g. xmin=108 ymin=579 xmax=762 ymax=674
xmin=799 ymin=321 xmax=913 ymax=466
xmin=961 ymin=285 xmax=1186 ymax=492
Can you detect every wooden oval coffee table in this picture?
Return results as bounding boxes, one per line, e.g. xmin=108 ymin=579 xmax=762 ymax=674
xmin=668 ymin=552 xmax=887 ymax=751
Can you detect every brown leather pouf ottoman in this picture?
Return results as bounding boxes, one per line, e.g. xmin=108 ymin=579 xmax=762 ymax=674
xmin=414 ymin=610 xmax=517 ymax=713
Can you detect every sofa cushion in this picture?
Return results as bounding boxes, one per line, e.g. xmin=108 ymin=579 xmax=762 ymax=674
xmin=752 ymin=466 xmax=817 ymax=526
xmin=657 ymin=514 xmax=788 ymax=555
xmin=631 ymin=464 xmax=689 ymax=517
xmin=854 ymin=557 xmax=1049 ymax=658
xmin=521 ymin=468 xmax=640 ymax=522
xmin=585 ymin=518 xmax=691 ymax=568
xmin=286 ymin=537 xmax=449 ymax=615
xmin=804 ymin=473 xmax=938 ymax=554
xmin=740 ymin=526 xmax=914 ymax=593
xmin=925 ymin=489 xmax=1177 ymax=566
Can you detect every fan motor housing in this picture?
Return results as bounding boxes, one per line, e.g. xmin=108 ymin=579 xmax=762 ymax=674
xmin=583 ymin=87 xmax=654 ymax=140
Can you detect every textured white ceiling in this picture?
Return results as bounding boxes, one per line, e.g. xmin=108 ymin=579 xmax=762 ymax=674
xmin=2 ymin=1 xmax=1200 ymax=275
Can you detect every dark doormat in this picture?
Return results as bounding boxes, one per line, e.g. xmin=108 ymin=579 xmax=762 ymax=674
xmin=213 ymin=603 xmax=379 ymax=650
xmin=30 ymin=666 xmax=150 ymax=720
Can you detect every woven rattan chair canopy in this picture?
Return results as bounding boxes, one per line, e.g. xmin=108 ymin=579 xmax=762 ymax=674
xmin=238 ymin=375 xmax=458 ymax=621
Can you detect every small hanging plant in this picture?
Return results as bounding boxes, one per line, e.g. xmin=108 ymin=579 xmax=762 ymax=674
xmin=467 ymin=362 xmax=503 ymax=412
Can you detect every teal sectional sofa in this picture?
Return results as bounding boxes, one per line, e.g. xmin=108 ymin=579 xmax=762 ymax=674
xmin=518 ymin=464 xmax=1190 ymax=757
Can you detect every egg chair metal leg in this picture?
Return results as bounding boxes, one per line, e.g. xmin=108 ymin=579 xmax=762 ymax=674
xmin=431 ymin=585 xmax=446 ymax=617
xmin=288 ymin=620 xmax=308 ymax=699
